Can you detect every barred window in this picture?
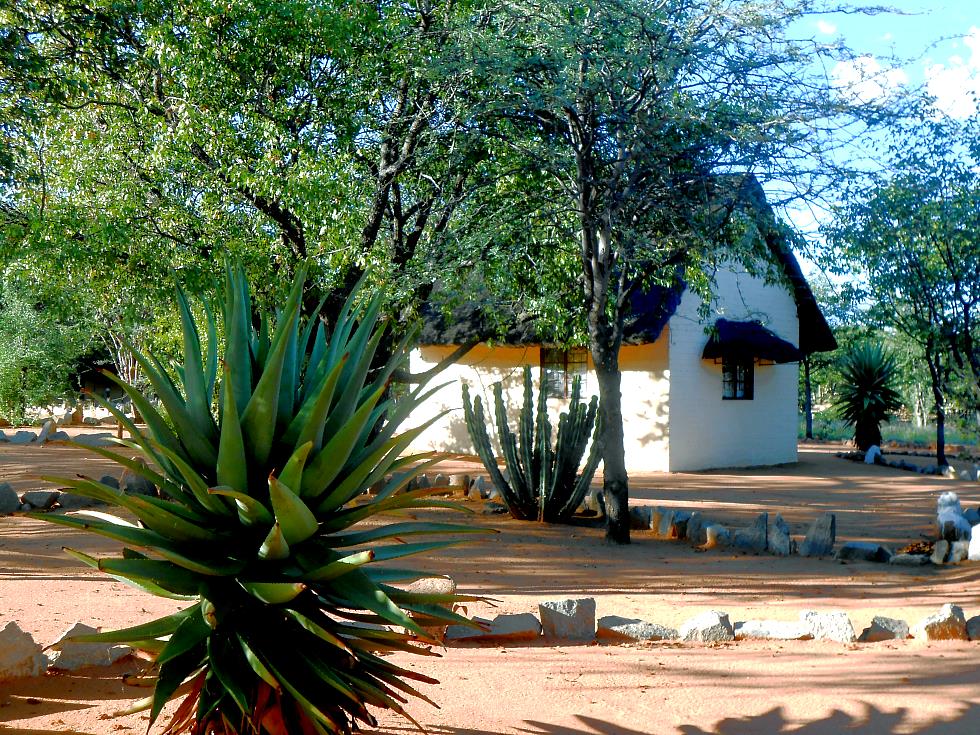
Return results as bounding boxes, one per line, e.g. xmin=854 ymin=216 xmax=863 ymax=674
xmin=541 ymin=347 xmax=588 ymax=399
xmin=722 ymin=357 xmax=754 ymax=400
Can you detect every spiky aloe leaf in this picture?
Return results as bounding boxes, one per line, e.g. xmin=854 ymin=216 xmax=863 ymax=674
xmin=268 ymin=474 xmax=319 ymax=545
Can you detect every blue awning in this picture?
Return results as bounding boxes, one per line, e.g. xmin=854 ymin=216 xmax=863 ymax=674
xmin=702 ymin=319 xmax=803 ymax=364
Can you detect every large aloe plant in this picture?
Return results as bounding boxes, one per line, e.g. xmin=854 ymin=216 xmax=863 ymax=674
xmin=834 ymin=342 xmax=903 ymax=451
xmin=33 ymin=264 xmax=486 ymax=735
xmin=462 ymin=365 xmax=601 ymax=523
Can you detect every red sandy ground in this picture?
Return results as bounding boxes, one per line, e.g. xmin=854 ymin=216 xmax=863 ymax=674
xmin=0 ymin=438 xmax=978 ymax=734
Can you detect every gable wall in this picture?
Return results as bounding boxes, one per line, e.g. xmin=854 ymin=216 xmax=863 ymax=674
xmin=666 ymin=264 xmax=800 ymax=471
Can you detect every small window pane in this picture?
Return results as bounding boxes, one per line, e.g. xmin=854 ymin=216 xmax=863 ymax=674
xmin=541 ymin=348 xmax=588 ymax=399
xmin=722 ymin=357 xmax=754 ymax=400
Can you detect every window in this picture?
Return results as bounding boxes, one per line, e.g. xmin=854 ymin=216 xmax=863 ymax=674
xmin=541 ymin=347 xmax=588 ymax=399
xmin=722 ymin=357 xmax=754 ymax=400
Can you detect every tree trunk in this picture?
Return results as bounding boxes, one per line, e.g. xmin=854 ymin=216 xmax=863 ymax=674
xmin=925 ymin=340 xmax=947 ymax=466
xmin=591 ymin=345 xmax=630 ymax=544
xmin=802 ymin=355 xmax=813 ymax=440
xmin=935 ymin=405 xmax=947 ymax=467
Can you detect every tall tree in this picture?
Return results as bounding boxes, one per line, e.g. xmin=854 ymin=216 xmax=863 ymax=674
xmin=1 ymin=0 xmax=486 ymax=328
xmin=826 ymin=113 xmax=980 ymax=461
xmin=477 ymin=0 xmax=888 ymax=542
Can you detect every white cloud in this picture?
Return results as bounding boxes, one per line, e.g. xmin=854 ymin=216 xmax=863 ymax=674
xmin=925 ymin=27 xmax=980 ymax=119
xmin=832 ymin=55 xmax=909 ymax=105
xmin=816 ymin=20 xmax=837 ymax=35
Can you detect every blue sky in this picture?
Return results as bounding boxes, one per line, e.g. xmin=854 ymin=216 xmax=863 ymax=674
xmin=807 ymin=1 xmax=979 ymax=118
xmin=782 ymin=2 xmax=978 ymax=271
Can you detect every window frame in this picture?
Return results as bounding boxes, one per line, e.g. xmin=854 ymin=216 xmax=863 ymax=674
xmin=721 ymin=356 xmax=754 ymax=400
xmin=541 ymin=347 xmax=589 ymax=399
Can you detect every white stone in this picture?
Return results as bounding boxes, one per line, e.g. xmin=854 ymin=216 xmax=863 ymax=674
xmin=0 ymin=483 xmax=19 ymax=514
xmin=629 ymin=505 xmax=652 ymax=530
xmin=680 ymin=610 xmax=734 ymax=642
xmin=835 ymin=541 xmax=892 ymax=563
xmin=732 ymin=513 xmax=768 ymax=554
xmin=733 ymin=620 xmax=810 ymax=640
xmin=37 ymin=420 xmax=55 ymax=444
xmin=649 ymin=506 xmax=663 ymax=533
xmin=769 ymin=514 xmax=791 ymax=556
xmin=538 ymin=598 xmax=596 ymax=641
xmin=686 ymin=511 xmax=706 ymax=545
xmin=485 ymin=613 xmax=542 ymax=639
xmin=47 ymin=622 xmax=132 ymax=671
xmin=404 ymin=576 xmax=456 ymax=596
xmin=800 ymin=610 xmax=856 ymax=642
xmin=657 ymin=509 xmax=677 ymax=538
xmin=799 ymin=513 xmax=836 ymax=557
xmin=21 ymin=490 xmax=60 ymax=510
xmin=858 ymin=616 xmax=909 ymax=642
xmin=445 ymin=617 xmax=492 ymax=641
xmin=968 ymin=525 xmax=980 ymax=561
xmin=913 ymin=604 xmax=968 ymax=641
xmin=949 ymin=541 xmax=969 ymax=564
xmin=9 ymin=431 xmax=37 ymax=444
xmin=443 ymin=612 xmax=542 ymax=641
xmin=931 ymin=540 xmax=950 ymax=565
xmin=889 ymin=553 xmax=930 ymax=566
xmin=470 ymin=476 xmax=489 ymax=499
xmin=73 ymin=433 xmax=116 ymax=448
xmin=0 ymin=621 xmax=47 ymax=680
xmin=448 ymin=474 xmax=470 ymax=496
xmin=597 ymin=615 xmax=679 ymax=641
xmin=936 ymin=491 xmax=971 ymax=542
xmin=704 ymin=524 xmax=730 ymax=549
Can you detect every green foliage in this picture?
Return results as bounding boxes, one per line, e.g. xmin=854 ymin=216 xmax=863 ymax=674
xmin=824 ymin=113 xmax=980 ymax=429
xmin=461 ymin=366 xmax=601 ymax=523
xmin=833 ymin=342 xmax=904 ymax=451
xmin=33 ymin=264 xmax=487 ymax=735
xmin=0 ymin=276 xmax=90 ymax=422
xmin=2 ymin=0 xmax=488 ymax=336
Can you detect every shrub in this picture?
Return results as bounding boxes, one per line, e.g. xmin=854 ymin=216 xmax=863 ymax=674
xmin=0 ymin=279 xmax=89 ymax=423
xmin=833 ymin=342 xmax=903 ymax=451
xmin=462 ymin=365 xmax=601 ymax=522
xmin=34 ymin=264 xmax=485 ymax=735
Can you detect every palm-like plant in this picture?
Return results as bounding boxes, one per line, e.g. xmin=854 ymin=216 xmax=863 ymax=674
xmin=33 ymin=264 xmax=486 ymax=735
xmin=834 ymin=342 xmax=903 ymax=451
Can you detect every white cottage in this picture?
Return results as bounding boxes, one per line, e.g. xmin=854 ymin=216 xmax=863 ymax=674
xmin=406 ymin=239 xmax=835 ymax=472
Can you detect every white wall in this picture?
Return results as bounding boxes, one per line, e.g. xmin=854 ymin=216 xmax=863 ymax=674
xmin=406 ymin=342 xmax=672 ymax=471
xmin=407 ymin=344 xmax=541 ymax=456
xmin=666 ymin=264 xmax=800 ymax=471
xmin=619 ymin=340 xmax=671 ymax=471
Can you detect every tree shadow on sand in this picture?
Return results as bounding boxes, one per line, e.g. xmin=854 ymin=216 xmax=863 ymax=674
xmin=0 ymin=660 xmax=154 ymax=735
xmin=372 ymin=703 xmax=980 ymax=735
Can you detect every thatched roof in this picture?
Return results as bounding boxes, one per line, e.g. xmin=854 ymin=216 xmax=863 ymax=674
xmin=419 ymin=177 xmax=837 ymax=356
xmin=418 ymin=282 xmax=684 ymax=347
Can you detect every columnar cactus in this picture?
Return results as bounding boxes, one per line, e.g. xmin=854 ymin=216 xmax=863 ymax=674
xmin=462 ymin=365 xmax=601 ymax=522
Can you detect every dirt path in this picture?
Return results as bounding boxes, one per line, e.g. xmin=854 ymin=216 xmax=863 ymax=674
xmin=1 ymin=440 xmax=978 ymax=734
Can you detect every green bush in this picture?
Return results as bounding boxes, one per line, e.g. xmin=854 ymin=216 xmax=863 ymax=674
xmin=35 ymin=264 xmax=486 ymax=734
xmin=462 ymin=365 xmax=601 ymax=523
xmin=0 ymin=279 xmax=89 ymax=423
